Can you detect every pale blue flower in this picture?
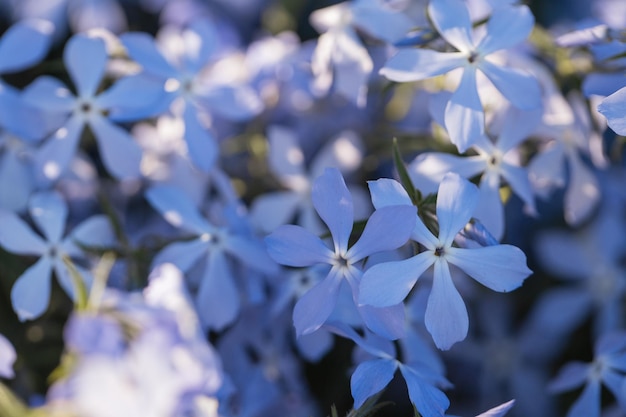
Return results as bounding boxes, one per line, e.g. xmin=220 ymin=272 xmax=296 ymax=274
xmin=598 ymin=86 xmax=626 ymax=136
xmin=360 ymin=173 xmax=532 ymax=350
xmin=380 ymin=0 xmax=541 ymax=152
xmin=265 ymin=167 xmax=416 ymax=339
xmin=0 ymin=191 xmax=115 ymax=320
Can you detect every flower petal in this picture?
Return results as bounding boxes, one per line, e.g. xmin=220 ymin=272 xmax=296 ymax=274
xmin=249 ymin=191 xmax=303 ymax=233
xmin=0 ymin=211 xmax=46 ymax=255
xmin=360 ymin=252 xmax=434 ymax=307
xmin=121 ymin=32 xmax=177 ymax=79
xmin=380 ymin=49 xmax=466 ymax=82
xmin=197 ymin=250 xmax=240 ymax=331
xmin=598 ymin=86 xmax=626 ymax=135
xmin=476 ymin=5 xmax=534 ymax=55
xmin=65 ymin=34 xmax=107 ymax=98
xmin=200 ymin=85 xmax=263 ymax=121
xmin=96 ymin=74 xmax=164 ymax=119
xmin=565 ymin=380 xmax=601 ymax=417
xmin=34 ymin=115 xmax=84 ymax=184
xmin=22 ymin=75 xmax=75 ymax=113
xmin=151 ymin=239 xmax=209 ymax=272
xmin=0 ymin=19 xmax=53 ymax=73
xmin=564 ymin=153 xmax=600 ymax=226
xmin=89 ymin=115 xmax=142 ymax=179
xmin=183 ymin=105 xmax=218 ymax=173
xmin=311 ymin=168 xmax=353 ymax=254
xmin=367 ymin=178 xmax=412 ymax=209
xmin=409 ymin=153 xmax=485 ymax=195
xmin=445 ymin=66 xmax=485 ymax=153
xmin=359 ymin=302 xmax=406 ymax=340
xmin=62 ymin=215 xmax=115 ymax=257
xmin=225 ymin=235 xmax=279 ymax=275
xmin=425 ymin=259 xmax=468 ymax=350
xmin=29 ymin=190 xmax=67 ymax=244
xmin=265 ymin=225 xmax=334 ymax=267
xmin=446 ymin=245 xmax=531 ymax=292
xmin=479 ymin=60 xmax=541 ymax=110
xmin=351 ymin=359 xmax=397 ymax=409
xmin=476 ymin=399 xmax=516 ymax=417
xmin=293 ymin=268 xmax=343 ymax=336
xmin=399 ymin=363 xmax=450 ymax=417
xmin=436 ymin=172 xmax=478 ymax=245
xmin=145 ymin=185 xmax=212 ymax=235
xmin=11 ymin=256 xmax=52 ymax=321
xmin=348 ymin=205 xmax=416 ymax=261
xmin=428 ymin=0 xmax=474 ymax=53
xmin=0 ymin=334 xmax=16 ymax=378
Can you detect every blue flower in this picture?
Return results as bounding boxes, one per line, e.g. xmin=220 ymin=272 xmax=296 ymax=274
xmin=265 ymin=167 xmax=416 ymax=339
xmin=360 ymin=173 xmax=532 ymax=349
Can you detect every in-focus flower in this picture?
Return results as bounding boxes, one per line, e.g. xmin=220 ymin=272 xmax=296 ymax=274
xmin=360 ymin=173 xmax=532 ymax=349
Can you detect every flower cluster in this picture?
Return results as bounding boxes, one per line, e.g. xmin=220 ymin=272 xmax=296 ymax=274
xmin=0 ymin=0 xmax=624 ymax=417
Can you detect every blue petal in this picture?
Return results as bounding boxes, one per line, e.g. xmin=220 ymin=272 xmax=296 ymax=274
xmin=121 ymin=32 xmax=177 ymax=79
xmin=445 ymin=66 xmax=485 ymax=153
xmin=181 ymin=20 xmax=218 ymax=73
xmin=347 ymin=205 xmax=415 ymax=261
xmin=96 ymin=74 xmax=165 ymax=119
xmin=200 ymin=85 xmax=263 ymax=121
xmin=428 ymin=0 xmax=474 ymax=53
xmin=0 ymin=211 xmax=46 ymax=255
xmin=399 ymin=363 xmax=450 ymax=417
xmin=62 ymin=215 xmax=115 ymax=258
xmin=360 ymin=252 xmax=434 ymax=307
xmin=183 ymin=105 xmax=218 ymax=172
xmin=475 ymin=399 xmax=516 ymax=417
xmin=425 ymin=260 xmax=468 ymax=350
xmin=358 ymin=303 xmax=406 ymax=340
xmin=197 ymin=250 xmax=240 ymax=331
xmin=250 ymin=191 xmax=302 ymax=233
xmin=380 ymin=49 xmax=466 ymax=82
xmin=311 ymin=167 xmax=353 ymax=254
xmin=476 ymin=5 xmax=534 ymax=55
xmin=29 ymin=190 xmax=67 ymax=244
xmin=566 ymin=380 xmax=601 ymax=417
xmin=89 ymin=115 xmax=142 ymax=180
xmin=351 ymin=358 xmax=397 ymax=409
xmin=65 ymin=34 xmax=107 ymax=98
xmin=152 ymin=239 xmax=209 ymax=272
xmin=11 ymin=256 xmax=52 ymax=321
xmin=409 ymin=153 xmax=485 ymax=195
xmin=0 ymin=334 xmax=16 ymax=378
xmin=22 ymin=75 xmax=75 ymax=113
xmin=446 ymin=245 xmax=532 ymax=292
xmin=0 ymin=19 xmax=53 ymax=74
xmin=0 ymin=150 xmax=34 ymax=212
xmin=367 ymin=178 xmax=412 ymax=209
xmin=564 ymin=153 xmax=600 ymax=226
xmin=34 ymin=115 xmax=84 ymax=184
xmin=265 ymin=225 xmax=333 ymax=267
xmin=293 ymin=268 xmax=343 ymax=335
xmin=436 ymin=173 xmax=478 ymax=245
xmin=225 ymin=235 xmax=279 ymax=275
xmin=479 ymin=60 xmax=541 ymax=110
xmin=145 ymin=185 xmax=212 ymax=235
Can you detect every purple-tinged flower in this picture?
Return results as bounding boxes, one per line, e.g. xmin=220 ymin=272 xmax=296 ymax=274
xmin=380 ymin=0 xmax=541 ymax=152
xmin=265 ymin=167 xmax=416 ymax=339
xmin=23 ymin=33 xmax=159 ymax=183
xmin=146 ymin=185 xmax=278 ymax=331
xmin=360 ymin=173 xmax=531 ymax=350
xmin=0 ymin=334 xmax=16 ymax=379
xmin=549 ymin=331 xmax=626 ymax=417
xmin=0 ymin=190 xmax=115 ymax=320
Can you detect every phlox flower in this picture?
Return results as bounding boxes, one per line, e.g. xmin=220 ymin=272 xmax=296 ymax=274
xmin=146 ymin=185 xmax=278 ymax=331
xmin=326 ymin=321 xmax=450 ymax=417
xmin=265 ymin=167 xmax=416 ymax=339
xmin=121 ymin=19 xmax=262 ymax=172
xmin=23 ymin=33 xmax=160 ymax=183
xmin=0 ymin=190 xmax=114 ymax=320
xmin=410 ymin=105 xmax=539 ymax=240
xmin=380 ymin=0 xmax=541 ymax=152
xmin=598 ymin=86 xmax=626 ymax=136
xmin=549 ymin=331 xmax=626 ymax=417
xmin=359 ymin=173 xmax=531 ymax=350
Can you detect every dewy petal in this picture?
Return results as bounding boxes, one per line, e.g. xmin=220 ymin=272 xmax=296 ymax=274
xmin=151 ymin=239 xmax=209 ymax=273
xmin=197 ymin=250 xmax=240 ymax=331
xmin=436 ymin=173 xmax=478 ymax=245
xmin=120 ymin=32 xmax=177 ymax=79
xmin=265 ymin=225 xmax=334 ymax=267
xmin=145 ymin=185 xmax=212 ymax=235
xmin=445 ymin=65 xmax=485 ymax=153
xmin=428 ymin=0 xmax=474 ymax=53
xmin=476 ymin=5 xmax=534 ymax=55
xmin=380 ymin=49 xmax=466 ymax=82
xmin=446 ymin=245 xmax=532 ymax=292
xmin=293 ymin=268 xmax=343 ymax=336
xmin=479 ymin=60 xmax=541 ymax=110
xmin=34 ymin=115 xmax=84 ymax=184
xmin=351 ymin=358 xmax=397 ymax=409
xmin=11 ymin=256 xmax=52 ymax=321
xmin=0 ymin=211 xmax=46 ymax=255
xmin=65 ymin=34 xmax=107 ymax=98
xmin=183 ymin=105 xmax=218 ymax=173
xmin=311 ymin=168 xmax=353 ymax=254
xmin=360 ymin=252 xmax=434 ymax=307
xmin=348 ymin=205 xmax=416 ymax=261
xmin=598 ymin=86 xmax=626 ymax=136
xmin=89 ymin=115 xmax=142 ymax=180
xmin=425 ymin=260 xmax=468 ymax=350
xmin=0 ymin=19 xmax=53 ymax=74
xmin=29 ymin=190 xmax=67 ymax=244
xmin=399 ymin=364 xmax=450 ymax=417
xmin=564 ymin=152 xmax=600 ymax=226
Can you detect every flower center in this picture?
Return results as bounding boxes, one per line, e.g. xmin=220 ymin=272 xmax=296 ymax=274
xmin=434 ymin=247 xmax=445 ymax=257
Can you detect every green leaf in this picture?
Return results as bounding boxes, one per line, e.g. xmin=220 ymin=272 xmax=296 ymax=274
xmin=392 ymin=138 xmax=419 ymax=205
